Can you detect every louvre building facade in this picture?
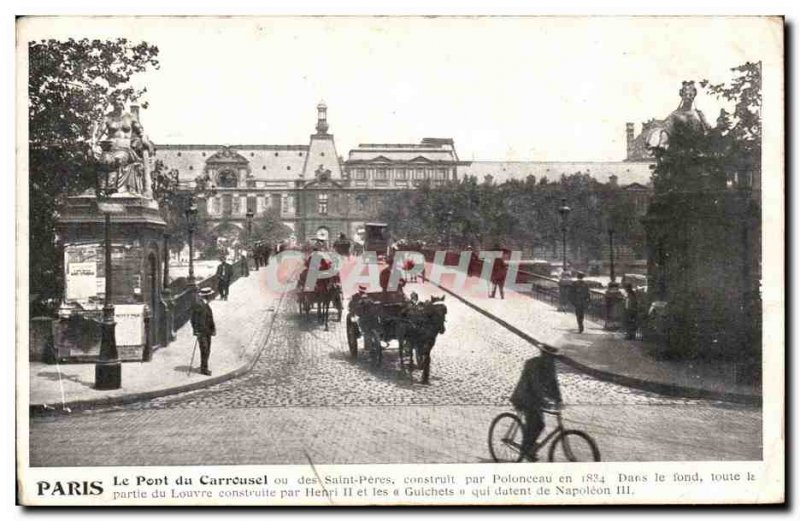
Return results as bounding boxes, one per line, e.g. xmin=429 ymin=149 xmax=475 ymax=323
xmin=157 ymin=103 xmax=653 ymax=246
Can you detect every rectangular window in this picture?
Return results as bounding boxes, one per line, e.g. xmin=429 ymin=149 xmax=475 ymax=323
xmin=356 ymin=194 xmax=367 ymax=212
xmin=396 ymin=168 xmax=407 ymax=180
xmin=355 ymin=169 xmax=366 ymax=180
xmin=247 ymin=196 xmax=257 ymax=213
xmin=213 ymin=196 xmax=221 ymax=215
xmin=414 ymin=169 xmax=425 ymax=180
xmin=375 ymin=168 xmax=388 ymax=181
xmin=318 ymin=193 xmax=328 ymax=215
xmin=271 ymin=194 xmax=281 ymax=210
xmin=232 ymin=196 xmax=241 ymax=215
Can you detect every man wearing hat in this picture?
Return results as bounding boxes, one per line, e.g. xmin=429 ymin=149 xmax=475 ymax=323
xmin=510 ymin=346 xmax=562 ymax=461
xmin=216 ymin=255 xmax=233 ymax=301
xmin=348 ymin=284 xmax=369 ymax=312
xmin=191 ymin=287 xmax=216 ymax=376
xmin=571 ymin=272 xmax=591 ymax=333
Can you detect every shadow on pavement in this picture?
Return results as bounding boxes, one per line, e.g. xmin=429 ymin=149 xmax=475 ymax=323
xmin=34 ymin=370 xmax=94 ymax=389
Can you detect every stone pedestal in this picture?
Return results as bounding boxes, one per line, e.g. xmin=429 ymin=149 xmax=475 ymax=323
xmin=644 ymin=191 xmax=760 ymax=359
xmin=558 ymin=275 xmax=573 ymax=312
xmin=603 ymin=282 xmax=624 ymax=331
xmin=52 ymin=194 xmax=167 ymax=362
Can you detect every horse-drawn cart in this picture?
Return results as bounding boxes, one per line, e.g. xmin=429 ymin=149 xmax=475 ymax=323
xmin=293 ymin=262 xmax=343 ymax=331
xmin=346 ymin=290 xmax=448 ymax=383
xmin=345 ymin=290 xmax=410 ymax=365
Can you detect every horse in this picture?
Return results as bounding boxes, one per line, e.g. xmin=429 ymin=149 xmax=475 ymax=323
xmin=396 ymin=296 xmax=447 ymax=383
xmin=313 ymin=278 xmax=343 ymax=331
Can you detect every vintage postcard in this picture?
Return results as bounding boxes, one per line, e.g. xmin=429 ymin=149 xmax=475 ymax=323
xmin=15 ymin=15 xmax=784 ymax=506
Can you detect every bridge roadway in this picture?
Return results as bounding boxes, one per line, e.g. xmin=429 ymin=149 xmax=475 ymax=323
xmin=29 ymin=278 xmax=761 ymax=466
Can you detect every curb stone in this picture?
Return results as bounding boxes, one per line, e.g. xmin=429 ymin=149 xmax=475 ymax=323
xmin=29 ymin=288 xmax=288 ymax=415
xmin=426 ymin=278 xmax=761 ymax=407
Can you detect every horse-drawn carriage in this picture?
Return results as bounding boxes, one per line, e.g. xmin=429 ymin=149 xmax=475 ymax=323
xmin=346 ymin=289 xmax=447 ymax=384
xmin=293 ymin=253 xmax=343 ymax=331
xmin=333 ymin=234 xmax=352 ymax=257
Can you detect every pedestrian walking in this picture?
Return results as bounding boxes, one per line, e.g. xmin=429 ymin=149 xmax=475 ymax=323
xmin=510 ymin=345 xmax=563 ymax=461
xmin=190 ymin=287 xmax=216 ymax=376
xmin=624 ymin=282 xmax=639 ymax=340
xmin=216 ymin=255 xmax=233 ymax=301
xmin=240 ymin=250 xmax=250 ymax=277
xmin=490 ymin=255 xmax=508 ymax=299
xmin=263 ymin=242 xmax=272 ymax=266
xmin=571 ymin=272 xmax=591 ymax=333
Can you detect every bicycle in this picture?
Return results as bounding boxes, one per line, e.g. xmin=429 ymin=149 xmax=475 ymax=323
xmin=488 ymin=407 xmax=601 ymax=462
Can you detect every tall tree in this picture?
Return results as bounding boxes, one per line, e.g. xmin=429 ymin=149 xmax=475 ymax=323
xmin=28 ymin=38 xmax=160 ymax=315
xmin=250 ymin=207 xmax=294 ymax=245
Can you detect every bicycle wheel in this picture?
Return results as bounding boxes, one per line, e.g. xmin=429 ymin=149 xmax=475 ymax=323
xmin=488 ymin=412 xmax=525 ymax=463
xmin=548 ymin=430 xmax=601 ymax=462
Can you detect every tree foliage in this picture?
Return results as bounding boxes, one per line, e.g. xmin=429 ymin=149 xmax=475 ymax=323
xmin=250 ymin=207 xmax=294 ymax=245
xmin=28 ymin=38 xmax=160 ymax=315
xmin=379 ymin=173 xmax=647 ymax=261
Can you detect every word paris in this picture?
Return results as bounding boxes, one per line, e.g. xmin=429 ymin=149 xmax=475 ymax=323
xmin=268 ymin=250 xmax=527 ymax=293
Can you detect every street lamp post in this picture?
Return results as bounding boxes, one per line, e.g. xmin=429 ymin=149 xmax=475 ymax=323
xmin=608 ymin=228 xmax=616 ymax=284
xmin=557 ymin=198 xmax=573 ymax=312
xmin=558 ymin=198 xmax=572 ymax=271
xmin=162 ymin=232 xmax=175 ymax=344
xmin=185 ymin=197 xmax=198 ymax=289
xmin=445 ymin=209 xmax=454 ymax=250
xmin=245 ymin=208 xmax=254 ymax=277
xmin=94 ymin=197 xmax=122 ymax=390
xmin=604 ymin=223 xmax=623 ymax=331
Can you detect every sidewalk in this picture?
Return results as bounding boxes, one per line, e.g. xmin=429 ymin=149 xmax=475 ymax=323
xmin=424 ymin=266 xmax=761 ymax=405
xmin=29 ymin=267 xmax=281 ymax=411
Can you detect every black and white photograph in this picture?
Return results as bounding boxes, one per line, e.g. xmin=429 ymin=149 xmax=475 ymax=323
xmin=14 ymin=14 xmax=784 ymax=506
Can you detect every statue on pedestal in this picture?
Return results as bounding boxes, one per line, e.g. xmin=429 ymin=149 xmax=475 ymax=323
xmin=90 ymin=93 xmax=156 ymax=198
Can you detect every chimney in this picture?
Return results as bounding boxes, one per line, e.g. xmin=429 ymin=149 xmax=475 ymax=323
xmin=625 ymin=122 xmax=635 ymax=160
xmin=130 ymin=104 xmax=140 ymax=123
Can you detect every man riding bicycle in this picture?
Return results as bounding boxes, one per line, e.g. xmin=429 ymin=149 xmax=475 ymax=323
xmin=510 ymin=345 xmax=562 ymax=461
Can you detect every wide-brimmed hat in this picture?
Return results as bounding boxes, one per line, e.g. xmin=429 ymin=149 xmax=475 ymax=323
xmin=198 ymin=287 xmax=214 ymax=298
xmin=357 ymin=284 xmax=368 ymax=293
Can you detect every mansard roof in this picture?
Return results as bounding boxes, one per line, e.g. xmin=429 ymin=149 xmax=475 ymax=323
xmin=206 ymin=146 xmax=249 ymax=164
xmin=156 ymin=144 xmax=310 ymax=183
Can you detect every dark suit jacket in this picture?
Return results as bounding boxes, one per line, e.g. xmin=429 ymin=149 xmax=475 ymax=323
xmin=571 ymin=280 xmax=591 ymax=309
xmin=216 ymin=262 xmax=233 ymax=283
xmin=191 ymin=299 xmax=216 ymax=336
xmin=510 ymin=355 xmax=561 ymax=411
xmin=491 ymin=258 xmax=508 ymax=284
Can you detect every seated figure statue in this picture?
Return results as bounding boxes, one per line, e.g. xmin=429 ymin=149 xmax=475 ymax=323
xmin=646 ymin=81 xmax=710 ymax=150
xmin=91 ymin=93 xmax=156 ymax=197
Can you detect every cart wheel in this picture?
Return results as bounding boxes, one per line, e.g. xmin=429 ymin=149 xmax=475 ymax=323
xmin=346 ymin=313 xmax=358 ymax=359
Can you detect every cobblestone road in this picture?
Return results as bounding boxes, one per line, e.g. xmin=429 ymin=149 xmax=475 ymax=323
xmin=29 ymin=281 xmax=762 ymax=466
